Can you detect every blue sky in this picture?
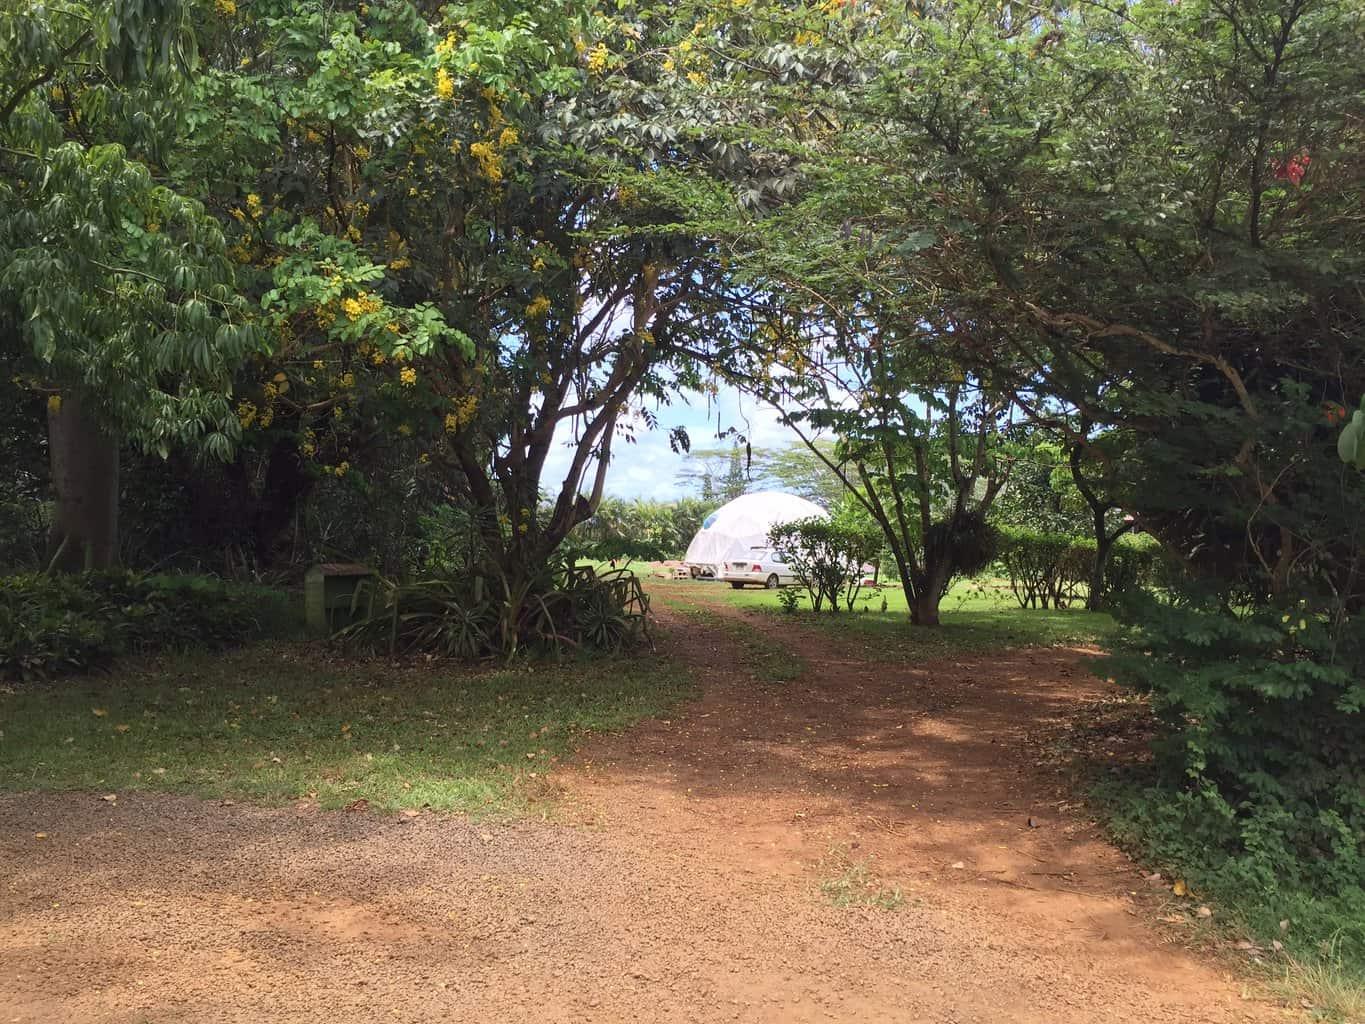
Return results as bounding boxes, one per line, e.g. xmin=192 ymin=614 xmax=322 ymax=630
xmin=542 ymin=382 xmax=803 ymax=501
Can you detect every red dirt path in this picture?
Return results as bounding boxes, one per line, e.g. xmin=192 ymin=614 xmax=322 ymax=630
xmin=0 ymin=592 xmax=1282 ymax=1023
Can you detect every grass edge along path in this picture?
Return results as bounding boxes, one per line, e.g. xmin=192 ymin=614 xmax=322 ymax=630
xmin=0 ymin=641 xmax=695 ymax=817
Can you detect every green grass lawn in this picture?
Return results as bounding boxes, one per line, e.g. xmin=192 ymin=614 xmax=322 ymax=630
xmin=650 ymin=575 xmax=1115 ymax=657
xmin=0 ymin=642 xmax=693 ymax=815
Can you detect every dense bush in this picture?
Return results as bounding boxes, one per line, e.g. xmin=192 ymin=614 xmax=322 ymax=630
xmin=337 ymin=557 xmax=651 ymax=659
xmin=1102 ymin=589 xmax=1365 ymax=962
xmin=0 ymin=572 xmax=287 ymax=681
xmin=996 ymin=528 xmax=1159 ymax=609
xmin=996 ymin=528 xmax=1089 ymax=609
xmin=768 ymin=516 xmax=881 ymax=613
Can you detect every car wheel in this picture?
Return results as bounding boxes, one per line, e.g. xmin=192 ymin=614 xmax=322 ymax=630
xmin=729 ymin=581 xmax=744 ymax=590
xmin=765 ymin=574 xmax=780 ymax=589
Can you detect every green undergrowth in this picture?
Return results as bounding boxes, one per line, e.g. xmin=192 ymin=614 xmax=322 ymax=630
xmin=1094 ymin=775 xmax=1365 ymax=1014
xmin=0 ymin=642 xmax=694 ymax=816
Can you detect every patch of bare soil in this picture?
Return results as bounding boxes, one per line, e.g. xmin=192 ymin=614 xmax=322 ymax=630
xmin=0 ymin=601 xmax=1281 ymax=1023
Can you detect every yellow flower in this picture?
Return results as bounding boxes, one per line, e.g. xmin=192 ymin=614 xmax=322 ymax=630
xmin=47 ymin=394 xmax=62 ymax=414
xmin=386 ymin=322 xmax=400 ymax=334
xmin=418 ymin=452 xmax=430 ymax=464
xmin=245 ymin=193 xmax=263 ymax=218
xmin=313 ymin=359 xmax=325 ymax=370
xmin=215 ymin=0 xmax=236 ymax=15
xmin=388 ymin=256 xmax=411 ymax=270
xmin=444 ymin=413 xmax=459 ymax=432
xmin=400 ymin=367 xmax=417 ymax=387
xmin=526 ymin=294 xmax=551 ymax=319
xmin=662 ymin=58 xmax=676 ymax=73
xmin=397 ymin=423 xmax=413 ymax=437
xmin=586 ymin=42 xmax=609 ymax=75
xmin=435 ymin=31 xmax=459 ymax=57
xmin=531 ymin=255 xmax=545 ymax=272
xmin=305 ymin=128 xmax=323 ymax=144
xmin=517 ymin=523 xmax=528 ymax=535
xmin=340 ymin=372 xmax=356 ymax=388
xmin=335 ymin=461 xmax=350 ymax=477
xmin=435 ymin=68 xmax=455 ymax=101
xmin=468 ymin=141 xmax=502 ymax=182
xmin=498 ymin=126 xmax=519 ymax=148
xmin=341 ymin=292 xmax=383 ymax=321
xmin=371 ymin=350 xmax=386 ymax=365
xmin=686 ymin=70 xmax=706 ymax=85
xmin=237 ymin=401 xmax=257 ymax=428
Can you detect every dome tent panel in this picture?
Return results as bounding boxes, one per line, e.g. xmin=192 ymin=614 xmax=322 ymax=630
xmin=683 ymin=491 xmax=828 ymax=574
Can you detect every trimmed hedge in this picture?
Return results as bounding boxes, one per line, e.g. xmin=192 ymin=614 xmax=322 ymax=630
xmin=996 ymin=527 xmax=1160 ymax=609
xmin=0 ymin=572 xmax=288 ymax=681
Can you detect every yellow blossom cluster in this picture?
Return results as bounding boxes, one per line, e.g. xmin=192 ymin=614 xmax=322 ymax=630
xmin=586 ymin=42 xmax=609 ymax=75
xmin=215 ymin=0 xmax=236 ymax=15
xmin=237 ymin=401 xmax=257 ymax=428
xmin=400 ymin=367 xmax=418 ymax=387
xmin=526 ymin=294 xmax=551 ymax=319
xmin=245 ymin=193 xmax=263 ymax=219
xmin=469 ymin=140 xmax=502 ymax=182
xmin=435 ymin=68 xmax=455 ymax=101
xmin=446 ymin=394 xmax=479 ymax=430
xmin=341 ymin=292 xmax=383 ymax=321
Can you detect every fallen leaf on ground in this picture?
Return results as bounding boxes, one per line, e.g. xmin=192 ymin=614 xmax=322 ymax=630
xmin=1172 ymin=879 xmax=1188 ymax=897
xmin=99 ymin=794 xmax=117 ymax=803
xmin=92 ymin=708 xmax=108 ymax=717
xmin=400 ymin=809 xmax=419 ymax=819
xmin=34 ymin=832 xmax=47 ymax=840
xmin=1196 ymin=905 xmax=1213 ymax=918
xmin=114 ymin=724 xmax=130 ymax=733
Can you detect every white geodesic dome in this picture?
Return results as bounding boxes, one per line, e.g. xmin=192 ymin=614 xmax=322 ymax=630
xmin=683 ymin=491 xmax=828 ymax=571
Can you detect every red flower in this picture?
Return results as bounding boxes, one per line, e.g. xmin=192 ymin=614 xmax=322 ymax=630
xmin=1272 ymin=151 xmax=1311 ymax=186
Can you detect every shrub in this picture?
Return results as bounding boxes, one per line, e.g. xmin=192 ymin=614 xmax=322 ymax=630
xmin=996 ymin=528 xmax=1090 ymax=608
xmin=996 ymin=529 xmax=1161 ymax=609
xmin=336 ymin=557 xmax=651 ymax=659
xmin=768 ymin=517 xmax=881 ymax=614
xmin=1102 ymin=588 xmax=1365 ymax=962
xmin=0 ymin=572 xmax=285 ymax=681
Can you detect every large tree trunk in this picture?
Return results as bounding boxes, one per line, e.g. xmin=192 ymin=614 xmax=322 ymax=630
xmin=910 ymin=589 xmax=941 ymax=626
xmin=47 ymin=394 xmax=119 ymax=572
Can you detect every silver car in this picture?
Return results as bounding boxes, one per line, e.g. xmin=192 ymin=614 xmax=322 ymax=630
xmin=718 ymin=548 xmax=796 ymax=589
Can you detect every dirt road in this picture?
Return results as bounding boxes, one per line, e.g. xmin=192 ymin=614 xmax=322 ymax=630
xmin=0 ymin=596 xmax=1276 ymax=1023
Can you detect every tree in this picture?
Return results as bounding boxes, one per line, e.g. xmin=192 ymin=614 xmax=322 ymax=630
xmin=160 ymin=0 xmax=757 ymax=638
xmin=737 ymin=312 xmax=1014 ymax=625
xmin=678 ymin=445 xmax=752 ymax=503
xmin=1 ymin=0 xmax=257 ymax=569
